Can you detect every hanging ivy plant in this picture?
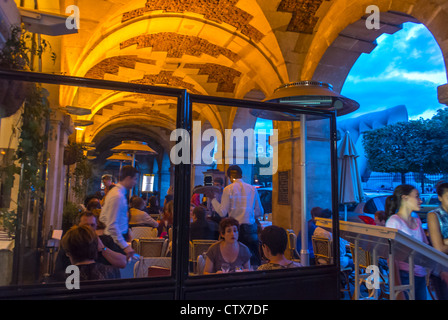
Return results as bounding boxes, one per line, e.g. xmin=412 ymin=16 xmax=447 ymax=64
xmin=0 ymin=25 xmax=56 ymax=236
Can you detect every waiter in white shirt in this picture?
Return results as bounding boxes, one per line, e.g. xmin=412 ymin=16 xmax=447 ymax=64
xmin=100 ymin=165 xmax=139 ymax=260
xmin=209 ymin=165 xmax=264 ymax=266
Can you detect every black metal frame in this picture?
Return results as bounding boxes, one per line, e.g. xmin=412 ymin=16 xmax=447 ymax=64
xmin=0 ymin=69 xmax=340 ymax=300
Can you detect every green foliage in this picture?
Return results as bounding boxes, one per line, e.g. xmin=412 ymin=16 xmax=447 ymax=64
xmin=0 ymin=25 xmax=56 ymax=236
xmin=0 ymin=25 xmax=56 ymax=70
xmin=15 ymin=84 xmax=52 ymax=191
xmin=362 ymin=107 xmax=448 ymax=176
xmin=0 ymin=208 xmax=17 ymax=238
xmin=72 ymin=151 xmax=93 ymax=203
xmin=62 ymin=201 xmax=82 ymax=233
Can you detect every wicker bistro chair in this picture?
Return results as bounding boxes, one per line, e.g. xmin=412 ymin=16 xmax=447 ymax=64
xmin=349 ymin=243 xmax=390 ymax=300
xmin=132 ymin=238 xmax=169 ymax=257
xmin=189 ymin=240 xmax=218 ymax=274
xmin=130 ymin=226 xmax=158 ymax=239
xmin=312 ymin=236 xmax=353 ymax=299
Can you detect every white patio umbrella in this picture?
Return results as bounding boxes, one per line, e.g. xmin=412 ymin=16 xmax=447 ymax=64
xmin=338 ymin=131 xmax=364 ymax=221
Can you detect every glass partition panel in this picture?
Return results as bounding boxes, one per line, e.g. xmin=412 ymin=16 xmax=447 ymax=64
xmin=0 ymin=80 xmax=177 ymax=286
xmin=188 ymin=102 xmax=336 ymax=276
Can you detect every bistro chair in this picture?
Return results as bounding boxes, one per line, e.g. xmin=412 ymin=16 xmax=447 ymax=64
xmin=132 ymin=238 xmax=169 ymax=257
xmin=130 ymin=226 xmax=157 ymax=239
xmin=286 ymin=229 xmax=301 ymax=263
xmin=312 ymin=236 xmax=352 ymax=299
xmin=197 ymin=254 xmax=206 ymax=275
xmin=349 ymin=243 xmax=390 ymax=300
xmin=189 ymin=239 xmax=217 ymax=274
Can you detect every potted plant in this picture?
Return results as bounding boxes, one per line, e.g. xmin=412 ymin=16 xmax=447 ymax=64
xmin=0 ymin=25 xmax=55 ymax=118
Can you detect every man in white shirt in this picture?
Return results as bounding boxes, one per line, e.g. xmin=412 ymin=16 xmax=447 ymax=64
xmin=100 ymin=165 xmax=139 ymax=260
xmin=210 ymin=165 xmax=264 ymax=265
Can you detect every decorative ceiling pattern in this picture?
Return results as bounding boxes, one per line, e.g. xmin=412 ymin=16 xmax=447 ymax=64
xmin=121 ymin=0 xmax=264 ymax=42
xmin=130 ymin=70 xmax=201 ymax=94
xmin=184 ymin=63 xmax=242 ymax=93
xmin=120 ymin=32 xmax=240 ymax=62
xmin=85 ymin=55 xmax=156 ymax=79
xmin=277 ymin=0 xmax=330 ymax=33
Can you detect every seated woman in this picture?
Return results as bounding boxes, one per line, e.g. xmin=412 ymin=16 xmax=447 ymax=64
xmin=258 ymin=225 xmax=302 ymax=270
xmin=129 ymin=196 xmax=159 ymax=228
xmin=190 ymin=206 xmax=219 ymax=241
xmin=146 ymin=195 xmax=161 ymax=218
xmin=61 ymin=224 xmax=110 ymax=281
xmin=204 ymin=217 xmax=251 ymax=274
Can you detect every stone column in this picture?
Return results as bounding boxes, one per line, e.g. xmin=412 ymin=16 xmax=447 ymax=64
xmin=43 ymin=110 xmax=73 ymax=237
xmin=438 ymin=84 xmax=448 ymax=106
xmin=272 ymin=121 xmax=302 ymax=233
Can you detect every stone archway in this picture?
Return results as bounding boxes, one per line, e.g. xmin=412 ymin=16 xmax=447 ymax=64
xmin=301 ymin=0 xmax=448 ymax=105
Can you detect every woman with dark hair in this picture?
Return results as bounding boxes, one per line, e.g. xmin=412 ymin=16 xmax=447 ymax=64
xmin=385 ymin=184 xmax=428 ymax=300
xmin=427 ymin=182 xmax=448 ymax=299
xmin=157 ymin=200 xmax=173 ymax=238
xmin=146 ymin=195 xmax=161 ymax=217
xmin=61 ymin=225 xmax=109 ymax=281
xmin=258 ymin=225 xmax=302 ymax=270
xmin=190 ymin=206 xmax=219 ymax=241
xmin=203 ymin=217 xmax=251 ymax=274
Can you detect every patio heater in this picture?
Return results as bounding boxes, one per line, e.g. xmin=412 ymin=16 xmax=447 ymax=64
xmin=106 ymin=152 xmax=134 ymax=171
xmin=261 ymin=81 xmax=359 ymax=266
xmin=111 ymin=140 xmax=158 ymax=196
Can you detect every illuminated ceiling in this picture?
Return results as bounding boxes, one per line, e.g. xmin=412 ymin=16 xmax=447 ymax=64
xmin=16 ymin=0 xmax=448 ymax=156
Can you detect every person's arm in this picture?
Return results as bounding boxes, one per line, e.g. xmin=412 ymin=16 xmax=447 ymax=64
xmin=253 ymin=189 xmax=264 ymax=218
xmin=211 ymin=187 xmax=230 ymax=217
xmin=427 ymin=212 xmax=448 ymax=254
xmin=143 ymin=214 xmax=159 ymax=228
xmin=203 ymin=256 xmax=216 ymax=274
xmin=97 ymin=237 xmax=127 ymax=268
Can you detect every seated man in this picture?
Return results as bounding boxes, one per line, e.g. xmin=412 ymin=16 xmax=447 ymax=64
xmin=53 ymin=211 xmax=126 ymax=281
xmin=129 ymin=196 xmax=159 ymax=228
xmin=258 ymin=225 xmax=302 ymax=270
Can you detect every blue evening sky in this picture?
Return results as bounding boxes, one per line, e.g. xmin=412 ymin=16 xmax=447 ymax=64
xmin=339 ymin=22 xmax=447 ymax=121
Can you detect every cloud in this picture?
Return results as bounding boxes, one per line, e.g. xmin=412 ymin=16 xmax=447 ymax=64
xmin=340 ymin=22 xmax=446 ymax=122
xmin=346 ymin=70 xmax=446 ymax=85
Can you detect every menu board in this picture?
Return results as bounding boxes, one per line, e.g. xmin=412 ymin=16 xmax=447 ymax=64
xmin=278 ymin=170 xmax=290 ymax=205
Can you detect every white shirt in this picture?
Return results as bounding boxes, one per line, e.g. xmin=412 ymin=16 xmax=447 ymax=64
xmin=99 ymin=183 xmax=129 ymax=249
xmin=211 ymin=179 xmax=263 ymax=225
xmin=385 ymin=214 xmax=428 ymax=277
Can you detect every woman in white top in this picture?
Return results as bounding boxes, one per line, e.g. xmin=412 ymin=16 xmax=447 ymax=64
xmin=385 ymin=184 xmax=428 ymax=300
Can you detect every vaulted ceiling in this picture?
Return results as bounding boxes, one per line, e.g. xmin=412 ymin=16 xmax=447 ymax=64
xmin=21 ymin=0 xmax=448 ymax=159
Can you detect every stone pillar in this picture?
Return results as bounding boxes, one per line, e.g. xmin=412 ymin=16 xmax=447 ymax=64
xmin=272 ymin=121 xmax=302 ymax=233
xmin=438 ymin=84 xmax=448 ymax=106
xmin=44 ymin=110 xmax=73 ymax=236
